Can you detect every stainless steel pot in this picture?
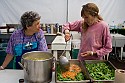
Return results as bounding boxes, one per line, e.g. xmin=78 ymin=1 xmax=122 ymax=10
xmin=20 ymin=51 xmax=54 ymax=83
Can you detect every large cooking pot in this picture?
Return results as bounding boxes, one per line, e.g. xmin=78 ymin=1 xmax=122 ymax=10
xmin=20 ymin=51 xmax=54 ymax=83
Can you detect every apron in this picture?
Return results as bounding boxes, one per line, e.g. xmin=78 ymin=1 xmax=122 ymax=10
xmin=13 ymin=33 xmax=38 ymax=69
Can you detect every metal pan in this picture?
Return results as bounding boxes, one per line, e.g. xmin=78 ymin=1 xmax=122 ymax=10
xmin=55 ymin=59 xmax=91 ymax=83
xmin=81 ymin=60 xmax=116 ymax=83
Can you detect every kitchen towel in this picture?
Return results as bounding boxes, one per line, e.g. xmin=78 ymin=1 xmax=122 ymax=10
xmin=115 ymin=69 xmax=125 ymax=83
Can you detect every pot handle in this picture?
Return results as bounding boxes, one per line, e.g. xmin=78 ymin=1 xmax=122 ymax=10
xmin=18 ymin=62 xmax=29 ymax=76
xmin=18 ymin=62 xmax=25 ymax=69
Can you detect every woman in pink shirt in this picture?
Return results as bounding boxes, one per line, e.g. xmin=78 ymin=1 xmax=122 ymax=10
xmin=63 ymin=3 xmax=112 ymax=60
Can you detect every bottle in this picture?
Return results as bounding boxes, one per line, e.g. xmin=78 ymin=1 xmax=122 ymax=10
xmin=50 ymin=24 xmax=54 ymax=34
xmin=42 ymin=24 xmax=46 ymax=31
xmin=110 ymin=21 xmax=116 ymax=29
xmin=46 ymin=24 xmax=51 ymax=34
xmin=123 ymin=21 xmax=125 ymax=29
xmin=59 ymin=25 xmax=62 ymax=33
xmin=55 ymin=23 xmax=59 ymax=33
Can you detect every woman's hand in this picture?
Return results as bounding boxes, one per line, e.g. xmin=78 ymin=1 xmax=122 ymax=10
xmin=64 ymin=33 xmax=71 ymax=42
xmin=81 ymin=51 xmax=93 ymax=57
xmin=64 ymin=29 xmax=71 ymax=42
xmin=0 ymin=66 xmax=4 ymax=70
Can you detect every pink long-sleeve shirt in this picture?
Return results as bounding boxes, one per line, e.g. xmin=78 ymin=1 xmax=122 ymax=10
xmin=63 ymin=20 xmax=112 ymax=60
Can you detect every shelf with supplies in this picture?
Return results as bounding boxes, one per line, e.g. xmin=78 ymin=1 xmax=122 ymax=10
xmin=0 ymin=24 xmax=21 ymax=33
xmin=110 ymin=29 xmax=125 ymax=36
xmin=41 ymin=23 xmax=63 ymax=34
xmin=0 ymin=23 xmax=63 ymax=44
xmin=0 ymin=23 xmax=63 ymax=34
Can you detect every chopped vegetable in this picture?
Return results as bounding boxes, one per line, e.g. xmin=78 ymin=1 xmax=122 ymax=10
xmin=57 ymin=63 xmax=85 ymax=81
xmin=85 ymin=62 xmax=115 ymax=80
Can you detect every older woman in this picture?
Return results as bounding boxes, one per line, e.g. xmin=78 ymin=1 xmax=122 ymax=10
xmin=0 ymin=11 xmax=48 ymax=69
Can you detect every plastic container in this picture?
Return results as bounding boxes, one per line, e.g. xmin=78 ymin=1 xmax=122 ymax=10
xmin=71 ymin=39 xmax=80 ymax=59
xmin=71 ymin=39 xmax=80 ymax=49
xmin=72 ymin=49 xmax=79 ymax=59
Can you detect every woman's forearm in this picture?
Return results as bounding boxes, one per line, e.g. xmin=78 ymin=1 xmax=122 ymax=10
xmin=2 ymin=54 xmax=14 ymax=69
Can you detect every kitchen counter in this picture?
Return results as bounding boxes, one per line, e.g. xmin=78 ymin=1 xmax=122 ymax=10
xmin=111 ymin=33 xmax=125 ymax=60
xmin=111 ymin=33 xmax=125 ymax=47
xmin=0 ymin=33 xmax=12 ymax=39
xmin=0 ymin=69 xmax=55 ymax=83
xmin=51 ymin=35 xmax=71 ymax=60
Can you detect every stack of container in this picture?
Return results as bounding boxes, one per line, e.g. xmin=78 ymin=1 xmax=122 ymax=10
xmin=71 ymin=39 xmax=80 ymax=59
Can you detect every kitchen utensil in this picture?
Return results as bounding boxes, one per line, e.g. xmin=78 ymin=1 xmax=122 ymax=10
xmin=18 ymin=51 xmax=54 ymax=83
xmin=59 ymin=42 xmax=70 ymax=70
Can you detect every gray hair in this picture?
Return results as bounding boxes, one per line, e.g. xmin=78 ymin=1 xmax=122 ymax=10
xmin=20 ymin=11 xmax=41 ymax=30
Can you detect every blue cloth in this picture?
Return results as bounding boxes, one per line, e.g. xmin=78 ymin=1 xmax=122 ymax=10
xmin=14 ymin=34 xmax=38 ymax=69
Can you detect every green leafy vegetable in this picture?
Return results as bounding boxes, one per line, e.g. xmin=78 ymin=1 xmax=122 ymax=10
xmin=85 ymin=62 xmax=115 ymax=80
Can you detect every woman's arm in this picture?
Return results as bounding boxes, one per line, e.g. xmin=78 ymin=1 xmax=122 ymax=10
xmin=63 ymin=20 xmax=83 ymax=32
xmin=0 ymin=54 xmax=14 ymax=70
xmin=63 ymin=20 xmax=83 ymax=42
xmin=96 ymin=25 xmax=112 ymax=57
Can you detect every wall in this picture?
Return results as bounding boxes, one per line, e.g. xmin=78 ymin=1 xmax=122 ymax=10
xmin=0 ymin=0 xmax=125 ymax=25
xmin=68 ymin=0 xmax=125 ymax=25
xmin=0 ymin=0 xmax=67 ymax=24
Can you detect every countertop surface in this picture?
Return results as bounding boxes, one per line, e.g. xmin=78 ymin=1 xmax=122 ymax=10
xmin=52 ymin=35 xmax=71 ymax=45
xmin=111 ymin=33 xmax=125 ymax=39
xmin=111 ymin=33 xmax=125 ymax=47
xmin=0 ymin=69 xmax=55 ymax=83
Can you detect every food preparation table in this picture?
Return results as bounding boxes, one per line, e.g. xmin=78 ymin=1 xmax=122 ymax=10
xmin=111 ymin=33 xmax=125 ymax=60
xmin=51 ymin=35 xmax=71 ymax=60
xmin=0 ymin=69 xmax=55 ymax=83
